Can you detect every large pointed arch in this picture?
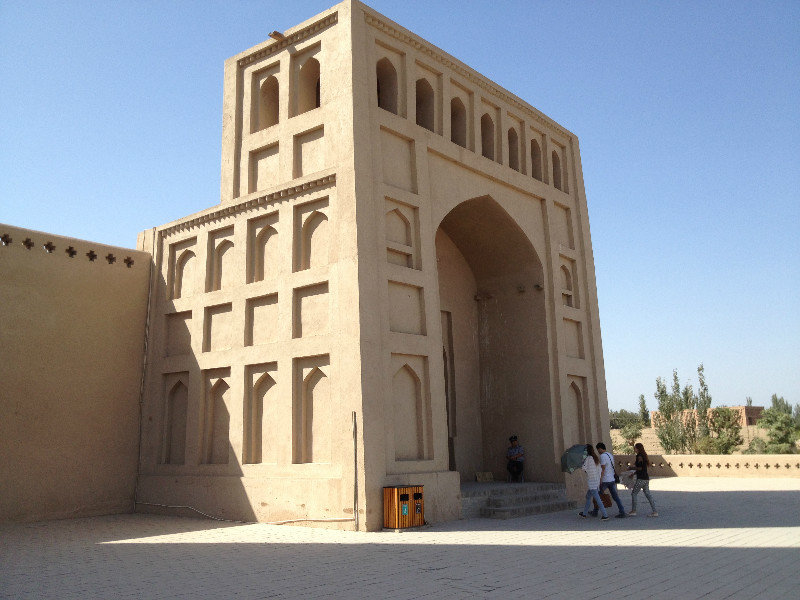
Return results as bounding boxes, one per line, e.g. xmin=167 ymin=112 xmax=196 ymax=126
xmin=435 ymin=196 xmax=555 ymax=482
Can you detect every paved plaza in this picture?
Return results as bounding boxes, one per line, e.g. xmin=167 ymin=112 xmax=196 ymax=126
xmin=2 ymin=477 xmax=799 ymax=599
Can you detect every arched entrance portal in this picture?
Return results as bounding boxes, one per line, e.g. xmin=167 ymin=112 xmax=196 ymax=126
xmin=436 ymin=196 xmax=556 ymax=482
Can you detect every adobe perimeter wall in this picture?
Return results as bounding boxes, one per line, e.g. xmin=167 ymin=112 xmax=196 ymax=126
xmin=614 ymin=454 xmax=800 ymax=478
xmin=0 ymin=225 xmax=150 ymax=522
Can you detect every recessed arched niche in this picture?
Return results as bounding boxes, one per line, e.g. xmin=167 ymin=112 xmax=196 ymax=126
xmin=507 ymin=127 xmax=519 ymax=171
xmin=297 ymin=57 xmax=321 ymax=115
xmin=392 ymin=363 xmax=427 ymax=461
xmin=293 ymin=358 xmax=331 ymax=464
xmin=530 ymin=138 xmax=543 ymax=181
xmin=561 ymin=262 xmax=578 ymax=308
xmin=385 ymin=199 xmax=419 ymax=269
xmin=244 ymin=366 xmax=277 ymax=464
xmin=386 ymin=208 xmax=411 ymax=246
xmin=207 ymin=228 xmax=236 ymax=292
xmin=202 ymin=374 xmax=230 ymax=465
xmin=169 ymin=237 xmax=197 ymax=300
xmin=376 ymin=57 xmax=398 ymax=114
xmin=481 ymin=113 xmax=495 ymax=160
xmin=302 ymin=211 xmax=328 ymax=269
xmin=247 ymin=214 xmax=278 ymax=284
xmin=258 ymin=75 xmax=279 ymax=131
xmin=173 ymin=249 xmax=195 ymax=299
xmin=450 ymin=97 xmax=467 ymax=148
xmin=415 ymin=78 xmax=434 ymax=132
xmin=563 ymin=379 xmax=586 ymax=447
xmin=552 ymin=150 xmax=563 ymax=191
xmin=293 ymin=197 xmax=331 ymax=272
xmin=561 ymin=265 xmax=572 ymax=307
xmin=162 ymin=379 xmax=188 ymax=465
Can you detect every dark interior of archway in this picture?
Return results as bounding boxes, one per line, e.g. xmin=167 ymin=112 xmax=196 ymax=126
xmin=437 ymin=196 xmax=557 ymax=482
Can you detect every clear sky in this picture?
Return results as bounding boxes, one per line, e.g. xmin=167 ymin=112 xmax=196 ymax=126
xmin=2 ymin=1 xmax=798 ymax=412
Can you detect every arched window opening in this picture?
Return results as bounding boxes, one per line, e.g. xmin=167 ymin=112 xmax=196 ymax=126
xmin=298 ymin=57 xmax=320 ymax=114
xmin=552 ymin=150 xmax=562 ymax=191
xmin=376 ymin=58 xmax=398 ymax=114
xmin=450 ymin=98 xmax=466 ymax=148
xmin=530 ymin=139 xmax=543 ymax=181
xmin=480 ymin=113 xmax=494 ymax=160
xmin=258 ymin=76 xmax=279 ymax=131
xmin=415 ymin=79 xmax=435 ymax=132
xmin=507 ymin=128 xmax=519 ymax=171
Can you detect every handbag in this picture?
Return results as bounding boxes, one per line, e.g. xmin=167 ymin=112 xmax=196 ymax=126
xmin=593 ymin=492 xmax=613 ymax=509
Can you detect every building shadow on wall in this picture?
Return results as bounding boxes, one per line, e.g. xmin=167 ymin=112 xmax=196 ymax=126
xmin=135 ymin=268 xmax=259 ymax=524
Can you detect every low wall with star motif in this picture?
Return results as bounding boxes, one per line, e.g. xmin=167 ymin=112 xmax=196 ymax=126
xmin=614 ymin=454 xmax=800 ymax=478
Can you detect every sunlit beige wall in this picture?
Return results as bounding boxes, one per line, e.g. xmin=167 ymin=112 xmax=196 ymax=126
xmin=0 ymin=224 xmax=150 ymax=522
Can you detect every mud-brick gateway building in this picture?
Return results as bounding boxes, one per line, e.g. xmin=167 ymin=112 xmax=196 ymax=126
xmin=1 ymin=0 xmax=609 ymax=531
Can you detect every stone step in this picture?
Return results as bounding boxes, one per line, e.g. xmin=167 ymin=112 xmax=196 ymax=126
xmin=481 ymin=500 xmax=577 ymax=519
xmin=461 ymin=482 xmax=575 ymax=520
xmin=486 ymin=491 xmax=566 ymax=508
xmin=460 ymin=482 xmax=565 ymax=498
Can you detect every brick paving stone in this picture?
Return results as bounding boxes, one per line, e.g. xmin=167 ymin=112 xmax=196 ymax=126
xmin=1 ymin=477 xmax=799 ymax=599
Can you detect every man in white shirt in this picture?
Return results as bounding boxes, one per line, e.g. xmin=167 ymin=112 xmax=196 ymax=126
xmin=591 ymin=442 xmax=626 ymax=518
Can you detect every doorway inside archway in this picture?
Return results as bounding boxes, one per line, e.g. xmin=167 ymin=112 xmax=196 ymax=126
xmin=436 ymin=196 xmax=556 ymax=482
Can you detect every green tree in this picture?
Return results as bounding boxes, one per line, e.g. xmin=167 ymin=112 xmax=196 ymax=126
xmin=609 ymin=409 xmax=641 ymax=429
xmin=653 ymin=372 xmax=687 ymax=454
xmin=651 ymin=365 xmax=715 ymax=454
xmin=696 ymin=364 xmax=712 ymax=438
xmin=770 ymin=394 xmax=792 ymax=415
xmin=756 ymin=408 xmax=798 ymax=453
xmin=745 ymin=396 xmax=753 ymax=407
xmin=619 ymin=421 xmax=643 ymax=453
xmin=705 ymin=407 xmax=743 ymax=454
xmin=638 ymin=394 xmax=649 ymax=426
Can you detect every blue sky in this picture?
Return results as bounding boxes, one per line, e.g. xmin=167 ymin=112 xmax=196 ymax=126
xmin=2 ymin=1 xmax=798 ymax=411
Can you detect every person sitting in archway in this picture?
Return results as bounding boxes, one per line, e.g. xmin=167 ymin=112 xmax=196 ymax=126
xmin=506 ymin=435 xmax=524 ymax=482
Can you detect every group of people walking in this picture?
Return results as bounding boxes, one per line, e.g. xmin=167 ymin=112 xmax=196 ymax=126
xmin=580 ymin=442 xmax=658 ymax=520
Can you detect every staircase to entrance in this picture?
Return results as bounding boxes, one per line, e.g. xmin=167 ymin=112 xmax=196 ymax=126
xmin=461 ymin=482 xmax=576 ymax=519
